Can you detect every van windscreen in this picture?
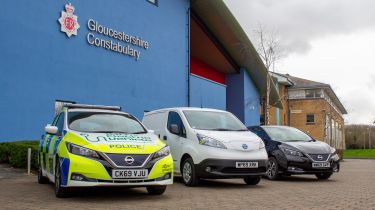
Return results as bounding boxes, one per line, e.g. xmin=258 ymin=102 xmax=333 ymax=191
xmin=183 ymin=111 xmax=248 ymax=131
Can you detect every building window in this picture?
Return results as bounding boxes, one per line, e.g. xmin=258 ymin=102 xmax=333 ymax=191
xmin=305 ymin=89 xmax=322 ymax=98
xmin=147 ymin=0 xmax=158 ymax=6
xmin=306 ymin=114 xmax=315 ymax=124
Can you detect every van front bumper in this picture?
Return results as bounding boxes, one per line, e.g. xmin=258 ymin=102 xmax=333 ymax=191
xmin=195 ymin=159 xmax=267 ymax=179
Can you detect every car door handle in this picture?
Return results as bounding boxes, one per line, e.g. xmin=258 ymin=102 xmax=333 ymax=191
xmin=163 ymin=136 xmax=167 ymax=141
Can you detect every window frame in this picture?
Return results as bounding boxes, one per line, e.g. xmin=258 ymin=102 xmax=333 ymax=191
xmin=54 ymin=112 xmax=65 ymax=136
xmin=167 ymin=111 xmax=186 ymax=137
xmin=305 ymin=89 xmax=322 ymax=98
xmin=306 ymin=114 xmax=315 ymax=125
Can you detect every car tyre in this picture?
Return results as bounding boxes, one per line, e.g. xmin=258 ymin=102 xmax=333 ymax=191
xmin=315 ymin=172 xmax=332 ymax=180
xmin=266 ymin=157 xmax=280 ymax=180
xmin=181 ymin=158 xmax=199 ymax=186
xmin=244 ymin=176 xmax=261 ymax=185
xmin=37 ymin=164 xmax=49 ymax=184
xmin=55 ymin=158 xmax=70 ymax=198
xmin=146 ymin=186 xmax=167 ymax=195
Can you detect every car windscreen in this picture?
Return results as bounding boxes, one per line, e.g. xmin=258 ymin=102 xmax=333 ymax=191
xmin=183 ymin=110 xmax=248 ymax=131
xmin=262 ymin=127 xmax=313 ymax=142
xmin=68 ymin=112 xmax=147 ymax=134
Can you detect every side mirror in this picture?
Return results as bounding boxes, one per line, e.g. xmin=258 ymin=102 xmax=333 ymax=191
xmin=45 ymin=124 xmax=58 ymax=135
xmin=169 ymin=124 xmax=180 ymax=135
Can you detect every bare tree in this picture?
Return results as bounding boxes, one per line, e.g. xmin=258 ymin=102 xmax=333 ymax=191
xmin=253 ymin=25 xmax=285 ymax=125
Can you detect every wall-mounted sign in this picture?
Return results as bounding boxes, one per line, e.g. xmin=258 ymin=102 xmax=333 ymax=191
xmin=86 ymin=19 xmax=149 ymax=61
xmin=58 ymin=3 xmax=80 ymax=37
xmin=290 ymin=110 xmax=303 ymax=114
xmin=57 ymin=4 xmax=149 ymax=60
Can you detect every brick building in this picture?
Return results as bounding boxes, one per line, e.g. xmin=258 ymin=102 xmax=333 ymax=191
xmin=261 ymin=73 xmax=347 ymax=152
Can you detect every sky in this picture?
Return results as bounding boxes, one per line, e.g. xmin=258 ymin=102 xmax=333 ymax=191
xmin=224 ymin=0 xmax=375 ymax=125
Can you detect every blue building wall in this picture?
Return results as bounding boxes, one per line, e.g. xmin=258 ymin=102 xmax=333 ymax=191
xmin=0 ymin=0 xmax=189 ymax=141
xmin=243 ymin=70 xmax=260 ymax=126
xmin=189 ymin=75 xmax=226 ymax=110
xmin=226 ymin=69 xmax=260 ymax=126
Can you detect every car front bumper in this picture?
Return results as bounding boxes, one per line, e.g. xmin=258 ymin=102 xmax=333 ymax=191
xmin=279 ymin=154 xmax=340 ymax=174
xmin=195 ymin=159 xmax=268 ymax=179
xmin=68 ymin=178 xmax=173 ymax=187
xmin=63 ymin=153 xmax=174 ymax=187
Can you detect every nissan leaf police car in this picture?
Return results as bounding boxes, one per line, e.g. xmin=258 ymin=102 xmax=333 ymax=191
xmin=38 ymin=103 xmax=173 ymax=197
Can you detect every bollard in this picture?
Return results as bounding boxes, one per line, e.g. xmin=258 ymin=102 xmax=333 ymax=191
xmin=27 ymin=148 xmax=31 ymax=175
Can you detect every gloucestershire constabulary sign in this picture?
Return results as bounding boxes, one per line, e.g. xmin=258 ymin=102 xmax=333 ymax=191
xmin=58 ymin=3 xmax=80 ymax=37
xmin=87 ymin=19 xmax=148 ymax=60
xmin=57 ymin=3 xmax=148 ymax=61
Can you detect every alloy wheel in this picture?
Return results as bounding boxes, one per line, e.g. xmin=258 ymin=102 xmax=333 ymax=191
xmin=267 ymin=160 xmax=276 ymax=177
xmin=182 ymin=162 xmax=192 ymax=183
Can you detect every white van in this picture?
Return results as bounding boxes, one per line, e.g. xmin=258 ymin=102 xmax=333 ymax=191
xmin=143 ymin=107 xmax=268 ymax=186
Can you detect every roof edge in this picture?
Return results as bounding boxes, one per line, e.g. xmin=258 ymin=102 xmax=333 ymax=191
xmin=191 ymin=0 xmax=282 ymax=108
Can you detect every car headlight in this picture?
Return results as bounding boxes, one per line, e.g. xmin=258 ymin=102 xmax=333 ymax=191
xmin=330 ymin=147 xmax=336 ymax=154
xmin=152 ymin=146 xmax=170 ymax=160
xmin=196 ymin=134 xmax=227 ymax=149
xmin=279 ymin=146 xmax=303 ymax=157
xmin=331 ymin=153 xmax=340 ymax=161
xmin=259 ymin=140 xmax=265 ymax=149
xmin=66 ymin=142 xmax=100 ymax=159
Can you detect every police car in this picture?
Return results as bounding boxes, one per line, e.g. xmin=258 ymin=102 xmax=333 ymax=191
xmin=38 ymin=103 xmax=173 ymax=197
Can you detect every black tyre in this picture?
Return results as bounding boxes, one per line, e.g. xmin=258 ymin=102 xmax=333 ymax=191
xmin=266 ymin=157 xmax=280 ymax=180
xmin=181 ymin=158 xmax=199 ymax=186
xmin=146 ymin=186 xmax=167 ymax=195
xmin=55 ymin=158 xmax=70 ymax=198
xmin=244 ymin=176 xmax=261 ymax=185
xmin=37 ymin=164 xmax=49 ymax=184
xmin=315 ymin=172 xmax=332 ymax=180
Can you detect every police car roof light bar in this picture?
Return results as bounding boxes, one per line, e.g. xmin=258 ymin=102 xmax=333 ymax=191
xmin=64 ymin=104 xmax=121 ymax=111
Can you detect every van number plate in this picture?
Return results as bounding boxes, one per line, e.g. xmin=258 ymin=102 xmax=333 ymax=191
xmin=112 ymin=169 xmax=148 ymax=179
xmin=312 ymin=162 xmax=330 ymax=168
xmin=236 ymin=162 xmax=258 ymax=168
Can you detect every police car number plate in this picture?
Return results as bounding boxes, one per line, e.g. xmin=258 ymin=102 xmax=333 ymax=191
xmin=236 ymin=162 xmax=258 ymax=168
xmin=312 ymin=162 xmax=330 ymax=168
xmin=112 ymin=169 xmax=148 ymax=179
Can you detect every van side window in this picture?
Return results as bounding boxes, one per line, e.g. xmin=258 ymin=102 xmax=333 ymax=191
xmin=54 ymin=112 xmax=65 ymax=136
xmin=167 ymin=111 xmax=186 ymax=137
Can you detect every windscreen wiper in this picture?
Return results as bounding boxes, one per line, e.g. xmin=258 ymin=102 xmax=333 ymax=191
xmin=130 ymin=131 xmax=148 ymax=134
xmin=211 ymin=128 xmax=232 ymax=131
xmin=211 ymin=128 xmax=248 ymax=131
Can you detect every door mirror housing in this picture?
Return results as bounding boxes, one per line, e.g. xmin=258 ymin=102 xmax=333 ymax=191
xmin=45 ymin=124 xmax=58 ymax=135
xmin=169 ymin=124 xmax=180 ymax=135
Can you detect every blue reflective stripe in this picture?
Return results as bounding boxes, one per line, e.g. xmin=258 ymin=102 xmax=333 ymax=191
xmin=53 ymin=137 xmax=62 ymax=155
xmin=59 ymin=157 xmax=70 ymax=186
xmin=46 ymin=135 xmax=53 ymax=153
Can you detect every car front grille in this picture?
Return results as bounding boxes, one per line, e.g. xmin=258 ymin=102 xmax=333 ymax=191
xmin=308 ymin=154 xmax=330 ymax=161
xmin=103 ymin=153 xmax=151 ymax=167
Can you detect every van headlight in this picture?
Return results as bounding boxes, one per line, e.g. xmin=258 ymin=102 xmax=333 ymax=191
xmin=66 ymin=142 xmax=100 ymax=159
xmin=151 ymin=146 xmax=170 ymax=160
xmin=330 ymin=147 xmax=336 ymax=154
xmin=196 ymin=134 xmax=227 ymax=149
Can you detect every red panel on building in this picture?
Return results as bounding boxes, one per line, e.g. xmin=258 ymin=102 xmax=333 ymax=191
xmin=190 ymin=57 xmax=225 ymax=84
